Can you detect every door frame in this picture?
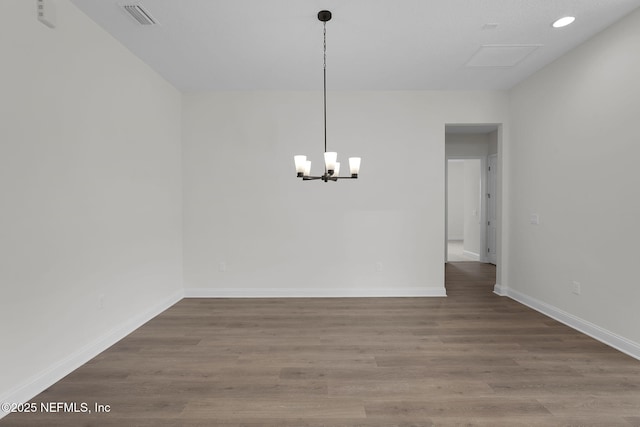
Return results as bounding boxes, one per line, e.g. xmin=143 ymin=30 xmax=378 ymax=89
xmin=443 ymin=123 xmax=504 ymax=295
xmin=487 ymin=154 xmax=498 ymax=264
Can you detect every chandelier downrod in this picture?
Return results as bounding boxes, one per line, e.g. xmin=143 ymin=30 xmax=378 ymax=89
xmin=293 ymin=10 xmax=361 ymax=183
xmin=320 ymin=10 xmax=330 ymax=156
xmin=323 ymin=20 xmax=327 ymax=154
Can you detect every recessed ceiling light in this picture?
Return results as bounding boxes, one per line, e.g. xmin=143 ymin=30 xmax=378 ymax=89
xmin=552 ymin=16 xmax=575 ymax=28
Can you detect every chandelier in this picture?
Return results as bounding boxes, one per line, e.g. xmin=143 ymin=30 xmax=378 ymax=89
xmin=293 ymin=10 xmax=361 ymax=182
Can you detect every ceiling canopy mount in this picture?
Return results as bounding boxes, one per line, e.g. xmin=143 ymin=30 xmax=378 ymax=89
xmin=317 ymin=10 xmax=332 ymax=22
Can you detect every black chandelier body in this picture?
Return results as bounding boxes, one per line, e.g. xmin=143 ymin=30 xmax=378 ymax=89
xmin=294 ymin=10 xmax=361 ymax=182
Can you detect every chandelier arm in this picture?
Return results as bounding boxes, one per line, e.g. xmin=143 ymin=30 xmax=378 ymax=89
xmin=300 ymin=174 xmax=358 ymax=181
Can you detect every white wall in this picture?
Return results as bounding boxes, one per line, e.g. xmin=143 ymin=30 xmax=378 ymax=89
xmin=0 ymin=0 xmax=183 ymax=403
xmin=463 ymin=159 xmax=482 ymax=257
xmin=445 ymin=134 xmax=490 ymax=157
xmin=183 ymin=91 xmax=508 ymax=297
xmin=488 ymin=130 xmax=498 ymax=155
xmin=508 ymin=7 xmax=640 ymax=350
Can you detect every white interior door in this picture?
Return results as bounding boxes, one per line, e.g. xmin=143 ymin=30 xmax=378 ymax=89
xmin=486 ymin=154 xmax=497 ymax=264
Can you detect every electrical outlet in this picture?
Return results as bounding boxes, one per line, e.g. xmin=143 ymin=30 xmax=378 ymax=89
xmin=530 ymin=213 xmax=540 ymax=225
xmin=219 ymin=261 xmax=227 ymax=272
xmin=572 ymin=281 xmax=581 ymax=295
xmin=375 ymin=261 xmax=383 ymax=272
xmin=99 ymin=294 xmax=105 ymax=309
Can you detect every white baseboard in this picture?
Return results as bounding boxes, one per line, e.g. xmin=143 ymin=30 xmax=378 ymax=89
xmin=493 ymin=283 xmax=506 ymax=296
xmin=185 ymin=287 xmax=447 ymax=298
xmin=462 ymin=250 xmax=480 ymax=261
xmin=0 ymin=290 xmax=184 ymax=419
xmin=503 ymin=287 xmax=640 ymax=361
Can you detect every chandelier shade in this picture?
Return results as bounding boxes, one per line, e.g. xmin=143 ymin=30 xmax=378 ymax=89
xmin=349 ymin=157 xmax=361 ymax=175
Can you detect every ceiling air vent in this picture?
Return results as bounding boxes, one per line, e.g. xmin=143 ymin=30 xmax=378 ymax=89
xmin=123 ymin=5 xmax=157 ymax=25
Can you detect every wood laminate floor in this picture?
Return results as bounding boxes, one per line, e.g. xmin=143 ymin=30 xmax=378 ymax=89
xmin=3 ymin=262 xmax=640 ymax=426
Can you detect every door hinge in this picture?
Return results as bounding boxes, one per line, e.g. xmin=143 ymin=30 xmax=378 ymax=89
xmin=488 ymin=221 xmax=490 ymax=226
xmin=488 ymin=247 xmax=490 ymax=253
xmin=487 ymin=193 xmax=491 ymax=198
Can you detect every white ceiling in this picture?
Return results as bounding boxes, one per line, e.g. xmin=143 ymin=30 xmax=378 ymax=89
xmin=70 ymin=0 xmax=640 ymax=91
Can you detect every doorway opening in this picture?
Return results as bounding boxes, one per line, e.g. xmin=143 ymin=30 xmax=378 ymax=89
xmin=444 ymin=123 xmax=500 ymax=291
xmin=444 ymin=124 xmax=500 ymax=265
